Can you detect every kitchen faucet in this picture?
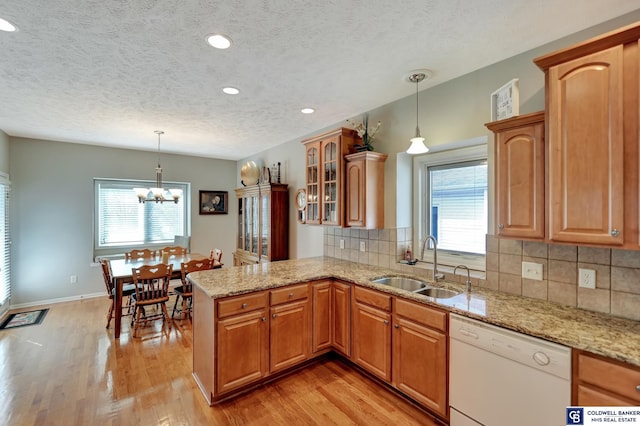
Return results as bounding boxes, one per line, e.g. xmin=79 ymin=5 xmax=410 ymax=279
xmin=420 ymin=235 xmax=445 ymax=282
xmin=454 ymin=264 xmax=472 ymax=292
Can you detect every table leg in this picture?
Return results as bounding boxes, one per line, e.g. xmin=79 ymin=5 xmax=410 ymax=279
xmin=114 ymin=278 xmax=123 ymax=338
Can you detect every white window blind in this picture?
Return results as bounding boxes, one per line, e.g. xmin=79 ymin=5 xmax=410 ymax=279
xmin=0 ymin=179 xmax=10 ymax=311
xmin=428 ymin=161 xmax=488 ymax=255
xmin=94 ymin=179 xmax=189 ymax=250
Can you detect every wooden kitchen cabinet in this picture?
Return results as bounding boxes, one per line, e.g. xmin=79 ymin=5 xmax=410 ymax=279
xmin=215 ymin=292 xmax=269 ymax=395
xmin=312 ymin=281 xmax=332 ymax=353
xmin=345 ymin=151 xmax=387 ymax=229
xmin=301 ymin=127 xmax=360 ymax=226
xmin=332 ymin=281 xmax=351 ymax=357
xmin=352 ymin=286 xmax=392 ymax=381
xmin=486 ymin=112 xmax=545 ymax=240
xmin=392 ymin=298 xmax=448 ymax=418
xmin=234 ymin=183 xmax=288 ymax=265
xmin=312 ymin=280 xmax=352 ymax=356
xmin=534 ymin=23 xmax=640 ymax=247
xmin=269 ymin=284 xmax=311 ymax=373
xmin=573 ymin=350 xmax=640 ymax=406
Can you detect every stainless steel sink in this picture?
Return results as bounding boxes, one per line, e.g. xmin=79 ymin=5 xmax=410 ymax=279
xmin=372 ymin=276 xmax=427 ymax=292
xmin=414 ymin=287 xmax=461 ymax=299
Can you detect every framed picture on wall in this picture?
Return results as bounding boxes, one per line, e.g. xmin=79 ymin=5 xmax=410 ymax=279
xmin=490 ymin=79 xmax=519 ymax=121
xmin=199 ymin=190 xmax=228 ymax=215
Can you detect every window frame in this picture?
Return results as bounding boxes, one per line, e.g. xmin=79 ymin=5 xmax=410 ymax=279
xmin=413 ymin=141 xmax=488 ymax=271
xmin=93 ymin=178 xmax=191 ymax=257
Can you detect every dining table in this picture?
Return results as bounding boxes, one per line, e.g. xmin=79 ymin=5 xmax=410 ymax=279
xmin=109 ymin=252 xmax=219 ymax=338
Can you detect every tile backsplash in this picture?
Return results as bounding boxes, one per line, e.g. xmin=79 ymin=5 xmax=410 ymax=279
xmin=324 ymin=227 xmax=639 ymax=322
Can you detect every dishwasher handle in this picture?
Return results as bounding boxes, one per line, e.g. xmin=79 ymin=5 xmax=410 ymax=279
xmin=458 ymin=327 xmax=479 ymax=339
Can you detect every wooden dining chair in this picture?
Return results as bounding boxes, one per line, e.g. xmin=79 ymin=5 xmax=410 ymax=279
xmin=125 ymin=248 xmax=156 ymax=260
xmin=131 ymin=263 xmax=173 ymax=337
xmin=100 ymin=258 xmax=136 ymax=329
xmin=160 ymin=246 xmax=187 ymax=258
xmin=172 ymin=258 xmax=214 ymax=319
xmin=210 ymin=248 xmax=223 ymax=268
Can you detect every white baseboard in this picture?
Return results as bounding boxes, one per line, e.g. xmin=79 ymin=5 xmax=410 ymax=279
xmin=9 ymin=292 xmax=105 ymax=310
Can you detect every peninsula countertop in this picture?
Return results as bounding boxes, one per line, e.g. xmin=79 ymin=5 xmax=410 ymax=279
xmin=188 ymin=256 xmax=640 ymax=367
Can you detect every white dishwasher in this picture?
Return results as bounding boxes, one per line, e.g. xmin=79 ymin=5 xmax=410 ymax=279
xmin=449 ymin=314 xmax=571 ymax=426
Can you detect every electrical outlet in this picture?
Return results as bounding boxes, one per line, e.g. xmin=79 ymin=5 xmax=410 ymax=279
xmin=339 ymin=239 xmax=345 ymax=249
xmin=70 ymin=275 xmax=78 ymax=284
xmin=579 ymin=268 xmax=596 ymax=289
xmin=359 ymin=241 xmax=366 ymax=252
xmin=521 ymin=262 xmax=543 ymax=280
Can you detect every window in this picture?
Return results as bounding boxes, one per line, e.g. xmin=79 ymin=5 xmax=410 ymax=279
xmin=416 ymin=141 xmax=488 ymax=269
xmin=0 ymin=174 xmax=10 ymax=316
xmin=94 ymin=179 xmax=190 ymax=253
xmin=428 ymin=161 xmax=487 ymax=254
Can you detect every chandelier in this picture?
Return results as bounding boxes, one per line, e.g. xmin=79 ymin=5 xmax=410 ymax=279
xmin=133 ymin=131 xmax=182 ymax=203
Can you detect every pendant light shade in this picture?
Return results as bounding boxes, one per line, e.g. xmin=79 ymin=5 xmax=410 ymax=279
xmin=406 ymin=72 xmax=430 ymax=155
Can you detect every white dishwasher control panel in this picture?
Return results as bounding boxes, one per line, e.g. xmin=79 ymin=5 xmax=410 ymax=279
xmin=449 ymin=314 xmax=571 ymax=380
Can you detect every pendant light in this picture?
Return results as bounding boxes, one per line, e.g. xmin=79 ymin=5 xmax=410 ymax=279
xmin=133 ymin=131 xmax=182 ymax=203
xmin=406 ymin=72 xmax=430 ymax=154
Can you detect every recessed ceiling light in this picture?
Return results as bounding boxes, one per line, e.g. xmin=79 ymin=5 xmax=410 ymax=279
xmin=206 ymin=34 xmax=232 ymax=49
xmin=301 ymin=108 xmax=315 ymax=114
xmin=0 ymin=18 xmax=17 ymax=32
xmin=222 ymin=87 xmax=240 ymax=95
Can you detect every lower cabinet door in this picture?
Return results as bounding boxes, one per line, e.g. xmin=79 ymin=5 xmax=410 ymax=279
xmin=352 ymin=301 xmax=391 ymax=381
xmin=392 ymin=316 xmax=447 ymax=418
xmin=270 ymin=300 xmax=311 ymax=373
xmin=332 ymin=281 xmax=351 ymax=357
xmin=312 ymin=281 xmax=332 ymax=353
xmin=216 ymin=309 xmax=268 ymax=394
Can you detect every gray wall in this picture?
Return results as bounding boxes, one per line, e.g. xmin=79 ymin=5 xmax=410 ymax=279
xmin=9 ymin=138 xmax=236 ymax=306
xmin=0 ymin=130 xmax=8 ymax=175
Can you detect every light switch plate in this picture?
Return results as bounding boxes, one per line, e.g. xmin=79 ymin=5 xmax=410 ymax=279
xmin=579 ymin=268 xmax=596 ymax=289
xmin=522 ymin=261 xmax=543 ymax=281
xmin=359 ymin=241 xmax=366 ymax=252
xmin=339 ymin=239 xmax=345 ymax=249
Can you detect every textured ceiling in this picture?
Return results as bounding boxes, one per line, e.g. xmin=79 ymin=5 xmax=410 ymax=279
xmin=0 ymin=1 xmax=638 ymax=160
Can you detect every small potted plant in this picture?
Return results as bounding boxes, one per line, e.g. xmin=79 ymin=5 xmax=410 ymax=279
xmin=346 ymin=113 xmax=381 ymax=152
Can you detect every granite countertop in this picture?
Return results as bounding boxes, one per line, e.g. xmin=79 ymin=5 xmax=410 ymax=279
xmin=189 ymin=256 xmax=640 ymax=367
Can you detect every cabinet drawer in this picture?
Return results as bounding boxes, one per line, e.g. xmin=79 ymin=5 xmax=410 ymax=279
xmin=577 ymin=352 xmax=640 ymax=403
xmin=395 ymin=298 xmax=447 ymax=332
xmin=270 ymin=283 xmax=309 ymax=305
xmin=217 ymin=292 xmax=268 ymax=318
xmin=354 ymin=286 xmax=391 ymax=311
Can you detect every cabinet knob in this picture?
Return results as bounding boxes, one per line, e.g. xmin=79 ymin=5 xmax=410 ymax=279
xmin=289 ymin=293 xmax=294 ymax=298
xmin=636 ymin=385 xmax=640 ymax=393
xmin=384 ymin=320 xmax=389 ymax=325
xmin=611 ymin=229 xmax=620 ymax=237
xmin=498 ymin=224 xmax=504 ymax=229
xmin=241 ymin=303 xmax=248 ymax=309
xmin=262 ymin=317 xmax=266 ymax=322
xmin=394 ymin=324 xmax=399 ymax=329
xmin=272 ymin=313 xmax=277 ymax=318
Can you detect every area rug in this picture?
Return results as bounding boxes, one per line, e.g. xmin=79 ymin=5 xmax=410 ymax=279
xmin=0 ymin=309 xmax=48 ymax=330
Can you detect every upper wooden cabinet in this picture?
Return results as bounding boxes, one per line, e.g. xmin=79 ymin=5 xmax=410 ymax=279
xmin=486 ymin=112 xmax=545 ymax=240
xmin=345 ymin=151 xmax=387 ymax=229
xmin=533 ymin=22 xmax=640 ymax=248
xmin=234 ymin=183 xmax=288 ymax=265
xmin=301 ymin=128 xmax=360 ymax=226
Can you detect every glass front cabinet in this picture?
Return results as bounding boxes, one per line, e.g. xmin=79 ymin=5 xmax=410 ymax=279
xmin=301 ymin=128 xmax=359 ymax=226
xmin=234 ymin=183 xmax=289 ymax=266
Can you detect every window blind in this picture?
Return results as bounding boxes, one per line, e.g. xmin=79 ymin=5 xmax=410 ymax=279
xmin=428 ymin=161 xmax=488 ymax=255
xmin=0 ymin=180 xmax=10 ymax=311
xmin=95 ymin=179 xmax=189 ymax=249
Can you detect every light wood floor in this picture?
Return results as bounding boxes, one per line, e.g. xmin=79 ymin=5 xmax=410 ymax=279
xmin=0 ymin=297 xmax=443 ymax=425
